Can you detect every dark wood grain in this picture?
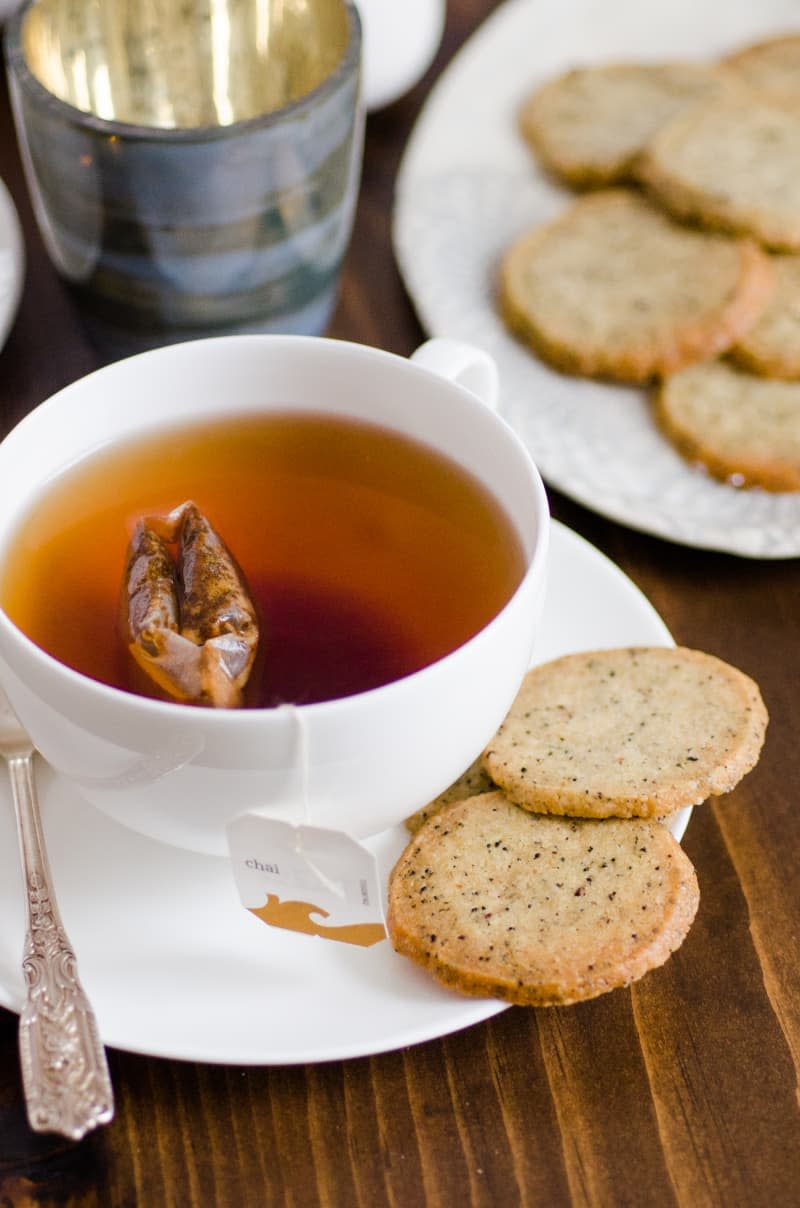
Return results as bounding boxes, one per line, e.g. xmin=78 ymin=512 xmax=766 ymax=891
xmin=1 ymin=3 xmax=799 ymax=1205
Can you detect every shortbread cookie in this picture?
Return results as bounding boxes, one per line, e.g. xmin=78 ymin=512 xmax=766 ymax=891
xmin=405 ymin=757 xmax=495 ymax=833
xmin=520 ymin=61 xmax=732 ymax=188
xmin=722 ymin=33 xmax=800 ymax=113
xmin=730 ymin=254 xmax=800 ymax=379
xmin=482 ymin=647 xmax=768 ymax=818
xmin=637 ymin=93 xmax=800 ymax=251
xmin=387 ymin=792 xmax=700 ymax=1006
xmin=498 ymin=189 xmax=772 ymax=382
xmin=656 ymin=360 xmax=800 ymax=491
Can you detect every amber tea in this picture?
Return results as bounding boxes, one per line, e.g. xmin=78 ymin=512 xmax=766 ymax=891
xmin=0 ymin=411 xmax=526 ymax=707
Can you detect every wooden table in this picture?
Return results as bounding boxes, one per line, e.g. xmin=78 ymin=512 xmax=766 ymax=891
xmin=0 ymin=3 xmax=798 ymax=1204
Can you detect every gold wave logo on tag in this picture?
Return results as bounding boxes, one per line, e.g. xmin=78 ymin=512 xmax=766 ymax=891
xmin=249 ymin=893 xmax=386 ymax=947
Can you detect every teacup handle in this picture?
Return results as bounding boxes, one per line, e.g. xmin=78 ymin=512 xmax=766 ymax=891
xmin=410 ymin=338 xmax=499 ymax=411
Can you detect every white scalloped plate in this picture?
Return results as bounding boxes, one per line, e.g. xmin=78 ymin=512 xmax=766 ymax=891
xmin=0 ymin=523 xmax=689 ymax=1064
xmin=394 ymin=0 xmax=800 ymax=558
xmin=0 ymin=178 xmax=23 ymax=352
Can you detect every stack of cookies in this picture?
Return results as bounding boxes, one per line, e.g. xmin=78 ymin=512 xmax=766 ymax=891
xmin=499 ymin=33 xmax=800 ymax=491
xmin=387 ymin=647 xmax=767 ymax=1007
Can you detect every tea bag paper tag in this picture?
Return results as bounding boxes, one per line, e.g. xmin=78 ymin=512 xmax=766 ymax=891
xmin=227 ymin=813 xmax=387 ymax=948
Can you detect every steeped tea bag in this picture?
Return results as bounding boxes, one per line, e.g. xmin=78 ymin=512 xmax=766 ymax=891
xmin=122 ymin=501 xmax=259 ymax=707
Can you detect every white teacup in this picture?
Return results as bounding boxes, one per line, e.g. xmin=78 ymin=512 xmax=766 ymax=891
xmin=0 ymin=335 xmax=549 ymax=855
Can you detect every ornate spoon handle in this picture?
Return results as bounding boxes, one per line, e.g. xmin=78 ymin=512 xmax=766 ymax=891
xmin=9 ymin=753 xmax=114 ymax=1140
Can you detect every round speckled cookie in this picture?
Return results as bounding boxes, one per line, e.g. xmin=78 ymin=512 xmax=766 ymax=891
xmin=636 ymin=93 xmax=800 ymax=251
xmin=387 ymin=791 xmax=700 ymax=1006
xmin=498 ymin=189 xmax=773 ymax=382
xmin=730 ymin=253 xmax=800 ymax=379
xmin=519 ymin=61 xmax=732 ymax=188
xmin=404 ymin=756 xmax=495 ymax=834
xmin=656 ymin=359 xmax=800 ymax=491
xmin=481 ymin=647 xmax=768 ymax=819
xmin=722 ymin=33 xmax=800 ymax=113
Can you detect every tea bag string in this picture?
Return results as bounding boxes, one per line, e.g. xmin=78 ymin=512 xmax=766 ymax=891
xmin=287 ymin=704 xmax=345 ymax=900
xmin=294 ymin=704 xmax=312 ymax=828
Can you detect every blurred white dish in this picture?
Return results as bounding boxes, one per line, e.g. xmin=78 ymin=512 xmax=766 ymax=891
xmin=0 ymin=521 xmax=689 ymax=1064
xmin=394 ymin=0 xmax=800 ymax=558
xmin=0 ymin=179 xmax=23 ymax=351
xmin=357 ymin=0 xmax=445 ymax=109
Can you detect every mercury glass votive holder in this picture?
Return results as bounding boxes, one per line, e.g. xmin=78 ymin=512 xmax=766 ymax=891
xmin=4 ymin=0 xmax=364 ymax=349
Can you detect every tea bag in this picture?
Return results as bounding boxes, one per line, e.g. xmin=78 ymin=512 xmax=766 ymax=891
xmin=122 ymin=501 xmax=259 ymax=707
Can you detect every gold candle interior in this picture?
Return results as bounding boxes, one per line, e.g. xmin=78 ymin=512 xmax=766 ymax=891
xmin=21 ymin=0 xmax=350 ymax=129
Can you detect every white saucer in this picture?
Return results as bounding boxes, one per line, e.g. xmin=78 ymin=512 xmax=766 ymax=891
xmin=393 ymin=0 xmax=800 ymax=558
xmin=0 ymin=522 xmax=689 ymax=1065
xmin=0 ymin=177 xmax=23 ymax=352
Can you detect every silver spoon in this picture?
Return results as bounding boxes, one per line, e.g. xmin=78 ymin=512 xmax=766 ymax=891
xmin=0 ymin=685 xmax=114 ymax=1140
